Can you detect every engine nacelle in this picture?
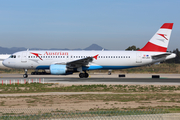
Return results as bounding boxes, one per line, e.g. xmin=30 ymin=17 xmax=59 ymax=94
xmin=50 ymin=64 xmax=73 ymax=75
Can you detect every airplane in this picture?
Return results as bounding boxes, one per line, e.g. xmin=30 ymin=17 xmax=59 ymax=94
xmin=3 ymin=23 xmax=176 ymax=78
xmin=0 ymin=54 xmax=10 ymax=68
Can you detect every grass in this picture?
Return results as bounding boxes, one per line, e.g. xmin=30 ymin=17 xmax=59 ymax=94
xmin=66 ymin=93 xmax=180 ymax=103
xmin=0 ymin=109 xmax=170 ymax=119
xmin=1 ymin=84 xmax=180 ymax=93
xmin=0 ymin=83 xmax=180 ymax=113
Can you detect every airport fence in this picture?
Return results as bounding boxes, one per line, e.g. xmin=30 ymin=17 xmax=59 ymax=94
xmin=0 ymin=108 xmax=177 ymax=120
xmin=1 ymin=78 xmax=44 ymax=85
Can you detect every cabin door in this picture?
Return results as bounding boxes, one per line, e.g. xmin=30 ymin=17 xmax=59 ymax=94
xmin=136 ymin=53 xmax=142 ymax=63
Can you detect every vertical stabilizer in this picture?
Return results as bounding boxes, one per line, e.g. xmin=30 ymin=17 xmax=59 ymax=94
xmin=139 ymin=23 xmax=173 ymax=52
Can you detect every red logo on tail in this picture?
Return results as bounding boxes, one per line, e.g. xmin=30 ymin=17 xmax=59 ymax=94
xmin=157 ymin=33 xmax=168 ymax=40
xmin=31 ymin=52 xmax=43 ymax=60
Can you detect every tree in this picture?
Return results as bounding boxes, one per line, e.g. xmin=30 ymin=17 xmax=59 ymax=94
xmin=165 ymin=48 xmax=180 ymax=63
xmin=126 ymin=45 xmax=140 ymax=50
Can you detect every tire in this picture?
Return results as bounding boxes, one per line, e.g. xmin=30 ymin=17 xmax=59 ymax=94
xmin=79 ymin=73 xmax=84 ymax=78
xmin=84 ymin=73 xmax=89 ymax=78
xmin=23 ymin=74 xmax=28 ymax=78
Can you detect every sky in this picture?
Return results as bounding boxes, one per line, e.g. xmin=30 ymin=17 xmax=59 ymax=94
xmin=0 ymin=0 xmax=180 ymax=51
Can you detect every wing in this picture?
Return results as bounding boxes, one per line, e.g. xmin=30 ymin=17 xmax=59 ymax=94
xmin=55 ymin=54 xmax=98 ymax=68
xmin=151 ymin=53 xmax=172 ymax=60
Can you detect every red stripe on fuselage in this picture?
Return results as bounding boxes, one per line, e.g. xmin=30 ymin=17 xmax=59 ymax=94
xmin=138 ymin=42 xmax=167 ymax=52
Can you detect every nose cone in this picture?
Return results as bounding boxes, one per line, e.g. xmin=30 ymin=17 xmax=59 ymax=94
xmin=2 ymin=59 xmax=8 ymax=67
xmin=3 ymin=59 xmax=16 ymax=68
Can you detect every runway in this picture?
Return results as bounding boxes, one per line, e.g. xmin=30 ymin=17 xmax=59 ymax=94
xmin=0 ymin=74 xmax=180 ymax=85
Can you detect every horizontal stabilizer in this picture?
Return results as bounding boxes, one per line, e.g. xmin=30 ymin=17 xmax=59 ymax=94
xmin=151 ymin=53 xmax=172 ymax=60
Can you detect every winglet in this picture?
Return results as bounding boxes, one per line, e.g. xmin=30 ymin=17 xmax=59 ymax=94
xmin=93 ymin=54 xmax=99 ymax=60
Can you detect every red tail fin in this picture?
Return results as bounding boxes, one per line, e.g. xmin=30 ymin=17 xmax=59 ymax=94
xmin=138 ymin=23 xmax=173 ymax=52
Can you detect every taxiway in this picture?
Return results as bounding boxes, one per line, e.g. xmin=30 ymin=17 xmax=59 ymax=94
xmin=0 ymin=73 xmax=180 ymax=85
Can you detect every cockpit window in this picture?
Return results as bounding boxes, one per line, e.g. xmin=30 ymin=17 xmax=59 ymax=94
xmin=9 ymin=55 xmax=16 ymax=58
xmin=9 ymin=55 xmax=13 ymax=58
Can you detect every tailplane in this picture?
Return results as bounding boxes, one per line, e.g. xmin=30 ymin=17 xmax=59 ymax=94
xmin=138 ymin=23 xmax=173 ymax=52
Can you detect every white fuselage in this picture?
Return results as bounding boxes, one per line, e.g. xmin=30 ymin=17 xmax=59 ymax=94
xmin=3 ymin=50 xmax=176 ymax=70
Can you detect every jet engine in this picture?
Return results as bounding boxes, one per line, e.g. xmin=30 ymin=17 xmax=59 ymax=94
xmin=50 ymin=64 xmax=73 ymax=75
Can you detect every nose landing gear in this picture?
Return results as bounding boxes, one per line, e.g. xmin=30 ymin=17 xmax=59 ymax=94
xmin=23 ymin=69 xmax=28 ymax=78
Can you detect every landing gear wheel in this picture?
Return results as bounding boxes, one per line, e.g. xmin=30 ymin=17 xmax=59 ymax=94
xmin=79 ymin=72 xmax=89 ymax=78
xmin=84 ymin=73 xmax=89 ymax=78
xmin=23 ymin=69 xmax=28 ymax=78
xmin=23 ymin=74 xmax=28 ymax=78
xmin=79 ymin=73 xmax=84 ymax=78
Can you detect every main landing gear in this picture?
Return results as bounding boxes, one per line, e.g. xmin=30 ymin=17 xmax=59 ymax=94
xmin=79 ymin=71 xmax=89 ymax=78
xmin=23 ymin=69 xmax=28 ymax=78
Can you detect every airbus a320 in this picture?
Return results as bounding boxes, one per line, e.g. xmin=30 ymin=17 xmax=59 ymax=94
xmin=3 ymin=23 xmax=176 ymax=78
